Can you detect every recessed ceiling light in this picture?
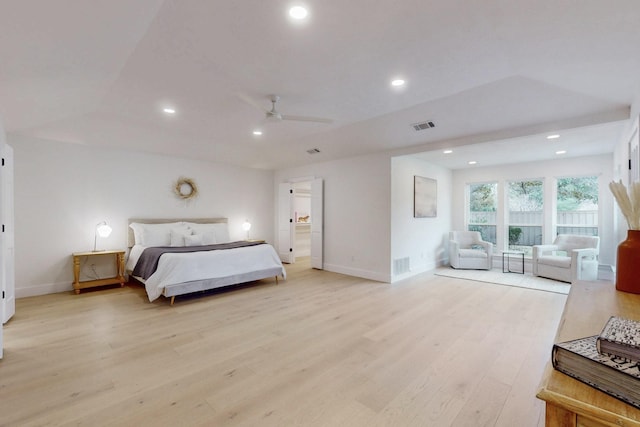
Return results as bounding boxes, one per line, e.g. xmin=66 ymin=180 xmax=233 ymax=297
xmin=547 ymin=134 xmax=560 ymax=139
xmin=556 ymin=150 xmax=567 ymax=155
xmin=253 ymin=130 xmax=263 ymax=136
xmin=163 ymin=107 xmax=176 ymax=114
xmin=289 ymin=6 xmax=308 ymax=19
xmin=468 ymin=161 xmax=477 ymax=165
xmin=391 ymin=79 xmax=405 ymax=87
xmin=443 ymin=150 xmax=453 ymax=154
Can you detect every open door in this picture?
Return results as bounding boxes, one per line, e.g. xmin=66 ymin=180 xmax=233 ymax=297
xmin=0 ymin=277 xmax=2 ymax=358
xmin=2 ymin=144 xmax=14 ymax=324
xmin=0 ymin=145 xmax=4 ymax=357
xmin=310 ymin=178 xmax=323 ymax=269
xmin=278 ymin=183 xmax=295 ymax=263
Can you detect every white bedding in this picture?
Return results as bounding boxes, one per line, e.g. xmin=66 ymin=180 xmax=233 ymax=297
xmin=127 ymin=243 xmax=286 ymax=302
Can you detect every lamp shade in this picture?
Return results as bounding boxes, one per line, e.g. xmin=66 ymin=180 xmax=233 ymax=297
xmin=93 ymin=221 xmax=112 ymax=251
xmin=96 ymin=222 xmax=112 ymax=238
xmin=242 ymin=220 xmax=251 ymax=240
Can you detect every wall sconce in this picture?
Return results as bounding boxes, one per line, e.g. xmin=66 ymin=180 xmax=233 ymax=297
xmin=242 ymin=220 xmax=252 ymax=240
xmin=94 ymin=221 xmax=112 ymax=252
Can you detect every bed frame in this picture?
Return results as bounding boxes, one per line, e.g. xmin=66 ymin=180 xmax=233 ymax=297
xmin=127 ymin=218 xmax=283 ymax=304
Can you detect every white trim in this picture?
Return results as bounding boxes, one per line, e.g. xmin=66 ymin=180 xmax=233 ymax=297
xmin=287 ymin=176 xmax=316 ymax=183
xmin=323 ymin=263 xmax=390 ymax=283
xmin=16 ymin=281 xmax=72 ymax=298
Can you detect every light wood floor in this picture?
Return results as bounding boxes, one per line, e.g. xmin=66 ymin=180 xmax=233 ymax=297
xmin=0 ymin=259 xmax=567 ymax=426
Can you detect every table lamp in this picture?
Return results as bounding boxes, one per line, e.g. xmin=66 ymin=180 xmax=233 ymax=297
xmin=242 ymin=220 xmax=252 ymax=240
xmin=93 ymin=221 xmax=112 ymax=251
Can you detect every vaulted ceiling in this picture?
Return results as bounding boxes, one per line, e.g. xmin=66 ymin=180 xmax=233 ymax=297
xmin=1 ymin=1 xmax=638 ymax=169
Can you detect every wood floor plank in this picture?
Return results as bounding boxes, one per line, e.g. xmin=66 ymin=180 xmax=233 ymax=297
xmin=0 ymin=259 xmax=567 ymax=426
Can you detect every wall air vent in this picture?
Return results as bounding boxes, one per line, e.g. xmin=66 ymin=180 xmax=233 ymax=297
xmin=411 ymin=121 xmax=435 ymax=131
xmin=393 ymin=257 xmax=411 ymax=275
xmin=306 ymin=148 xmax=321 ymax=154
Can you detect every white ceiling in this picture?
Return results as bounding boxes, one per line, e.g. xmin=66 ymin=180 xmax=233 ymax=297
xmin=413 ymin=120 xmax=625 ymax=170
xmin=1 ymin=1 xmax=638 ymax=170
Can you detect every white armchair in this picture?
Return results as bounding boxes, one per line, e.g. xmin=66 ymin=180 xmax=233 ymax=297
xmin=449 ymin=231 xmax=493 ymax=270
xmin=532 ymin=234 xmax=599 ymax=283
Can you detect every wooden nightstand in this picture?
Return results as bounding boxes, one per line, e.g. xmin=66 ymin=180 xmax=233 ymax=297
xmin=72 ymin=250 xmax=126 ymax=294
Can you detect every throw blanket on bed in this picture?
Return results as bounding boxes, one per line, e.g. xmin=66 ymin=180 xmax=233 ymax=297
xmin=132 ymin=241 xmax=265 ymax=280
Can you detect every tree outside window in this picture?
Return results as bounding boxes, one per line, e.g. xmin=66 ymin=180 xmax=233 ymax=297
xmin=508 ymin=180 xmax=543 ymax=254
xmin=556 ymin=176 xmax=598 ymax=236
xmin=467 ymin=182 xmax=497 ymax=244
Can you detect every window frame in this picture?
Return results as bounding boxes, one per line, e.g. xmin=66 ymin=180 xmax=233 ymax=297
xmin=506 ymin=178 xmax=544 ymax=255
xmin=466 ymin=181 xmax=498 ymax=244
xmin=555 ymin=175 xmax=599 ymax=237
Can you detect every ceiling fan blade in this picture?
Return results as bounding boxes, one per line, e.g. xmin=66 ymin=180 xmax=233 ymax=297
xmin=237 ymin=92 xmax=268 ymax=113
xmin=281 ymin=114 xmax=333 ymax=124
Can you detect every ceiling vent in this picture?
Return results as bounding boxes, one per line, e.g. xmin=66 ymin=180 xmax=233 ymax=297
xmin=411 ymin=121 xmax=435 ymax=131
xmin=306 ymin=148 xmax=321 ymax=154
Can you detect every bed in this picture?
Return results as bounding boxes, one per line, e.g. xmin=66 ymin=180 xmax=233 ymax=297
xmin=125 ymin=218 xmax=286 ymax=304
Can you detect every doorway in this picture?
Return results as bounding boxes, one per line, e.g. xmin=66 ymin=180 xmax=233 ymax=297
xmin=277 ymin=178 xmax=323 ymax=268
xmin=293 ymin=181 xmax=312 ymax=259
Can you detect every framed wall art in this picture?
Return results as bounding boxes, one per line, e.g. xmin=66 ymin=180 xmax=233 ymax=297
xmin=414 ymin=176 xmax=437 ymax=218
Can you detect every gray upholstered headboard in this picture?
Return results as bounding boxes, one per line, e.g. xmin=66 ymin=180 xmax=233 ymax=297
xmin=127 ymin=218 xmax=228 ymax=247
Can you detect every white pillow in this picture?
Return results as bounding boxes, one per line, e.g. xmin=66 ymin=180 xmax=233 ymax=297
xmin=170 ymin=228 xmax=193 ymax=247
xmin=129 ymin=223 xmax=146 ymax=245
xmin=185 ymin=234 xmax=203 ymax=246
xmin=197 ymin=231 xmax=216 ymax=245
xmin=130 ymin=222 xmax=188 ymax=246
xmin=187 ymin=223 xmax=230 ymax=243
xmin=143 ymin=227 xmax=171 ymax=247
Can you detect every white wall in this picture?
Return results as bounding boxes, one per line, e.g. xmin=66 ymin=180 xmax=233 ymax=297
xmin=391 ymin=156 xmax=452 ymax=280
xmin=11 ymin=126 xmax=627 ymax=297
xmin=11 ymin=135 xmax=274 ymax=297
xmin=612 ymin=116 xmax=640 ymax=245
xmin=274 ymin=152 xmax=392 ymax=282
xmin=451 ymin=154 xmax=615 ymax=266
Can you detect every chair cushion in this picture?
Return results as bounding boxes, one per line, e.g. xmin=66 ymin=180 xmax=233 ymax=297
xmin=554 ymin=235 xmax=599 ymax=252
xmin=459 ymin=248 xmax=487 ymax=258
xmin=537 ymin=255 xmax=571 ymax=268
xmin=451 ymin=231 xmax=481 ymax=247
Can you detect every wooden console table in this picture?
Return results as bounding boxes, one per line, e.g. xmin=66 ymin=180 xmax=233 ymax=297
xmin=537 ymin=280 xmax=640 ymax=426
xmin=72 ymin=250 xmax=126 ymax=294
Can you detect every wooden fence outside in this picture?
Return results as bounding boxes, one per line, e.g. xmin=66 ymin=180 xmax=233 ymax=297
xmin=468 ymin=210 xmax=598 ymax=245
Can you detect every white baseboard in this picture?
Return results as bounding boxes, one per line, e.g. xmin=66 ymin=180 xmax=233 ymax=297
xmin=598 ymin=264 xmax=615 ymax=281
xmin=16 ymin=281 xmax=72 ymax=298
xmin=391 ymin=259 xmax=441 ymax=283
xmin=323 ymin=263 xmax=390 ymax=283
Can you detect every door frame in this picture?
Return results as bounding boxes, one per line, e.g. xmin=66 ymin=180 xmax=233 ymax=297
xmin=278 ymin=177 xmax=323 ymax=269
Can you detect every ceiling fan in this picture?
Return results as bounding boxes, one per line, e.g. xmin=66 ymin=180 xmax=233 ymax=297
xmin=239 ymin=94 xmax=333 ymax=124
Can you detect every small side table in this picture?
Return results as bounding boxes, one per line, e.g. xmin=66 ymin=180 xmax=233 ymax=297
xmin=502 ymin=251 xmax=524 ymax=274
xmin=72 ymin=250 xmax=126 ymax=294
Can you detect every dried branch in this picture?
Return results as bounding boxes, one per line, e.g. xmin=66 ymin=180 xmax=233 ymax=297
xmin=610 ymin=180 xmax=640 ymax=230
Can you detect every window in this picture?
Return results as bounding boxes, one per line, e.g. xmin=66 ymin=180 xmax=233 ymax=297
xmin=467 ymin=182 xmax=497 ymax=244
xmin=508 ymin=180 xmax=543 ymax=254
xmin=556 ymin=176 xmax=598 ymax=236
